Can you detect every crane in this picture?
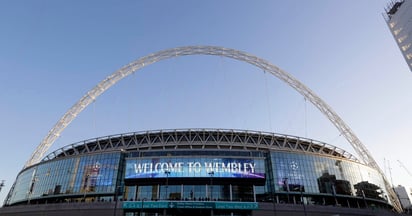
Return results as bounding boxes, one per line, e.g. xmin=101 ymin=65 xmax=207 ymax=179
xmin=0 ymin=180 xmax=4 ymax=192
xmin=398 ymin=160 xmax=412 ymax=179
xmin=384 ymin=158 xmax=395 ymax=186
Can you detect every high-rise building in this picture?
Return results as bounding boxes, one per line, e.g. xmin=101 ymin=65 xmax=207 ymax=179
xmin=394 ymin=185 xmax=412 ymax=210
xmin=384 ymin=0 xmax=412 ymax=72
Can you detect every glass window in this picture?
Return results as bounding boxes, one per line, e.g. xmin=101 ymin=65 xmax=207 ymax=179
xmin=7 ymin=152 xmax=122 ymax=205
xmin=267 ymin=151 xmax=388 ymax=200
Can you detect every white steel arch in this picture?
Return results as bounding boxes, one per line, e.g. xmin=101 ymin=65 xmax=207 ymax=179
xmin=24 ymin=46 xmax=401 ymax=211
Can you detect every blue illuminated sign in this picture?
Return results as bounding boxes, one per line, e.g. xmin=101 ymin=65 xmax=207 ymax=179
xmin=122 ymin=201 xmax=259 ymax=210
xmin=125 ymin=158 xmax=265 ymax=179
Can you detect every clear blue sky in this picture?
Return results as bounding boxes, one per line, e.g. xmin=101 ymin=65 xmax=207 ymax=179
xmin=1 ymin=0 xmax=412 ymax=204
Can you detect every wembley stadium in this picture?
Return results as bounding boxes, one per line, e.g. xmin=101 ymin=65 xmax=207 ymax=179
xmin=0 ymin=129 xmax=398 ymax=216
xmin=0 ymin=46 xmax=402 ymax=216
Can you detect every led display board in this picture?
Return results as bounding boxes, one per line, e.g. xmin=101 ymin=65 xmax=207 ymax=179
xmin=123 ymin=201 xmax=259 ymax=210
xmin=125 ymin=157 xmax=265 ymax=179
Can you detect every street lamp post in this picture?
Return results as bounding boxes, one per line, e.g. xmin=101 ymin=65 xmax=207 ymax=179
xmin=164 ymin=170 xmax=170 ymax=200
xmin=207 ymin=171 xmax=215 ymax=216
xmin=283 ymin=178 xmax=289 ymax=203
xmin=28 ymin=175 xmax=38 ymax=204
xmin=113 ymin=186 xmax=122 ymax=216
xmin=83 ymin=174 xmax=90 ymax=202
xmin=208 ymin=171 xmax=214 ymax=200
xmin=331 ymin=184 xmax=338 ymax=206
xmin=272 ymin=191 xmax=277 ymax=216
xmin=300 ymin=185 xmax=307 ymax=216
xmin=139 ymin=198 xmax=146 ymax=216
xmin=362 ymin=189 xmax=368 ymax=208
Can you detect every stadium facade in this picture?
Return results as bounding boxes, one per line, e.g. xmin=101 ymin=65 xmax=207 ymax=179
xmin=0 ymin=129 xmax=399 ymax=216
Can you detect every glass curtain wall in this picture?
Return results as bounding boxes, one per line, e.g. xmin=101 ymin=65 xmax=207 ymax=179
xmin=269 ymin=152 xmax=388 ymax=201
xmin=6 ymin=152 xmax=122 ymax=205
xmin=126 ymin=184 xmax=254 ymax=202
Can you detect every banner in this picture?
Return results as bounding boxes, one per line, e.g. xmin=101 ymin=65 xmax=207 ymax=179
xmin=125 ymin=157 xmax=265 ymax=179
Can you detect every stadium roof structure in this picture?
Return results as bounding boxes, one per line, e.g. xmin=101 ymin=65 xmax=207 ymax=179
xmin=41 ymin=129 xmax=359 ymax=163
